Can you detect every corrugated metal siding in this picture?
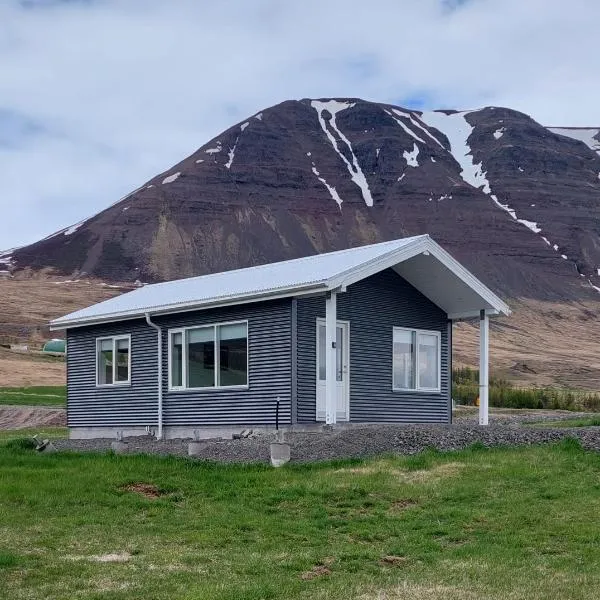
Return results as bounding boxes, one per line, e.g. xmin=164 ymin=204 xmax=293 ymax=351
xmin=296 ymin=269 xmax=450 ymax=423
xmin=66 ymin=299 xmax=292 ymax=428
xmin=66 ymin=319 xmax=158 ymax=427
xmin=154 ymin=299 xmax=292 ymax=426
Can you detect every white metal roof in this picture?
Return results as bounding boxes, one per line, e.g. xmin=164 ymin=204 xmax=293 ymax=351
xmin=50 ymin=235 xmax=510 ymax=329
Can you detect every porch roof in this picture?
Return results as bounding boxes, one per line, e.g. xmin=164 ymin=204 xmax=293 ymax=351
xmin=50 ymin=235 xmax=510 ymax=330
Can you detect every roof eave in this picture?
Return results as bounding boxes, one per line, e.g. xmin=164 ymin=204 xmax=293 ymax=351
xmin=49 ymin=281 xmax=329 ymax=330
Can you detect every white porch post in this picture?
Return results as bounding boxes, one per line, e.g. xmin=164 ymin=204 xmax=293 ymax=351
xmin=325 ymin=291 xmax=337 ymax=425
xmin=479 ymin=309 xmax=489 ymax=426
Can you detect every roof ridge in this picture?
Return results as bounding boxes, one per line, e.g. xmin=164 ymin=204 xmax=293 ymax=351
xmin=141 ymin=236 xmax=426 ymax=290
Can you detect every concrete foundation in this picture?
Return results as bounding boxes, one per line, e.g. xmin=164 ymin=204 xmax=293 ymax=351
xmin=68 ymin=421 xmax=414 ymax=440
xmin=70 ymin=423 xmax=329 ymax=440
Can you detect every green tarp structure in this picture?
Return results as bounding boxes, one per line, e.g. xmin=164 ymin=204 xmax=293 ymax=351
xmin=43 ymin=339 xmax=66 ymax=353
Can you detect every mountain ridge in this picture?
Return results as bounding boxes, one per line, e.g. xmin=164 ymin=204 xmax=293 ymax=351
xmin=2 ymin=98 xmax=600 ymax=306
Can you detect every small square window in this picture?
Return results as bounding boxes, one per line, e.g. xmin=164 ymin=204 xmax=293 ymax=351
xmin=97 ymin=336 xmax=130 ymax=386
xmin=393 ymin=328 xmax=440 ymax=392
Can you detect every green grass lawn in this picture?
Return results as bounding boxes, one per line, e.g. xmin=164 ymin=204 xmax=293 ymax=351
xmin=528 ymin=416 xmax=600 ymax=428
xmin=0 ymin=426 xmax=68 ymax=441
xmin=1 ymin=440 xmax=599 ymax=599
xmin=0 ymin=385 xmax=66 ymax=406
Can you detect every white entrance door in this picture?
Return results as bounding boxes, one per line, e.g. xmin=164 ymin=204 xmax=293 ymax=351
xmin=316 ymin=319 xmax=349 ymax=422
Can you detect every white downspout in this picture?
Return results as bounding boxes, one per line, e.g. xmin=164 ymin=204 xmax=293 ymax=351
xmin=145 ymin=313 xmax=163 ymax=440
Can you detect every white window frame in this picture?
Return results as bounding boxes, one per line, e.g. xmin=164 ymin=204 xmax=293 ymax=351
xmin=392 ymin=327 xmax=441 ymax=393
xmin=95 ymin=334 xmax=131 ymax=387
xmin=168 ymin=320 xmax=249 ymax=392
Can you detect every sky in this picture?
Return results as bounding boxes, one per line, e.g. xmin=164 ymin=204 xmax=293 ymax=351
xmin=1 ymin=0 xmax=599 ymax=250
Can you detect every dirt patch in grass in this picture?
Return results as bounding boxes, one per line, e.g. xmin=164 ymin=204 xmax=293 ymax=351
xmin=335 ymin=461 xmax=465 ymax=484
xmin=121 ymin=483 xmax=164 ymax=499
xmin=300 ymin=564 xmax=331 ymax=580
xmin=92 ymin=553 xmax=132 ymax=563
xmin=399 ymin=462 xmax=465 ymax=484
xmin=379 ymin=555 xmax=408 ymax=567
xmin=360 ymin=582 xmax=481 ymax=600
xmin=388 ymin=498 xmax=418 ymax=512
xmin=66 ymin=552 xmax=132 ymax=563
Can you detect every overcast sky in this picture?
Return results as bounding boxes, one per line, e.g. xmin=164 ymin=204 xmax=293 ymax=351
xmin=1 ymin=0 xmax=599 ymax=250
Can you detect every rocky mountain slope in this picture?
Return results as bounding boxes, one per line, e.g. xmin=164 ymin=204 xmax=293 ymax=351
xmin=2 ymin=98 xmax=600 ymax=306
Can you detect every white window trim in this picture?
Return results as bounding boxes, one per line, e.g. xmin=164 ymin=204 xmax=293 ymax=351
xmin=168 ymin=320 xmax=249 ymax=392
xmin=392 ymin=327 xmax=441 ymax=393
xmin=96 ymin=334 xmax=131 ymax=387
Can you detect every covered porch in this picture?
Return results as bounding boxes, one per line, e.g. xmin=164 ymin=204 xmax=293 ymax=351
xmin=320 ymin=241 xmax=510 ymax=426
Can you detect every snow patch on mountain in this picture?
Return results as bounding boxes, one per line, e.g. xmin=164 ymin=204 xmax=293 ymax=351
xmin=205 ymin=142 xmax=222 ymax=155
xmin=311 ymin=163 xmax=342 ymax=208
xmin=588 ymin=279 xmax=600 ymax=293
xmin=516 ymin=219 xmax=542 ymax=234
xmin=0 ymin=250 xmax=14 ymax=270
xmin=548 ymin=127 xmax=600 ymax=154
xmin=162 ymin=172 xmax=180 ymax=184
xmin=419 ymin=111 xmax=491 ymax=193
xmin=403 ymin=143 xmax=420 ymax=167
xmin=494 ymin=127 xmax=506 ymax=140
xmin=420 ymin=110 xmax=558 ymax=253
xmin=385 ymin=109 xmax=425 ymax=144
xmin=391 ymin=109 xmax=445 ymax=149
xmin=226 ymin=145 xmax=237 ymax=169
xmin=311 ymin=100 xmax=373 ymax=207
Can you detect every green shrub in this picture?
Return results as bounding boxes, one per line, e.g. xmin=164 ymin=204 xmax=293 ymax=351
xmin=452 ymin=369 xmax=600 ymax=412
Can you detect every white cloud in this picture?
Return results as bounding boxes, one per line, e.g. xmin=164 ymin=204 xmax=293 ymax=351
xmin=1 ymin=0 xmax=599 ymax=249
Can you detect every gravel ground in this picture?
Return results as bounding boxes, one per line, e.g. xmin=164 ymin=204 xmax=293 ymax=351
xmin=52 ymin=409 xmax=600 ymax=463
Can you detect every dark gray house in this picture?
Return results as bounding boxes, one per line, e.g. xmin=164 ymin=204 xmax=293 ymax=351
xmin=51 ymin=235 xmax=510 ymax=439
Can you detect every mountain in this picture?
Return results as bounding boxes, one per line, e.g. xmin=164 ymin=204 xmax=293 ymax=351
xmin=3 ymin=98 xmax=600 ymax=305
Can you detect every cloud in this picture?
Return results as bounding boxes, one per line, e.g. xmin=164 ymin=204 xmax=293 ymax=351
xmin=1 ymin=0 xmax=599 ymax=249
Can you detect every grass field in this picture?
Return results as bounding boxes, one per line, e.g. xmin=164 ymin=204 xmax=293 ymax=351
xmin=1 ymin=440 xmax=599 ymax=599
xmin=0 ymin=426 xmax=68 ymax=441
xmin=0 ymin=385 xmax=66 ymax=406
xmin=528 ymin=416 xmax=600 ymax=428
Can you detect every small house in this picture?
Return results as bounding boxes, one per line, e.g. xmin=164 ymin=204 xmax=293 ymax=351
xmin=50 ymin=235 xmax=510 ymax=439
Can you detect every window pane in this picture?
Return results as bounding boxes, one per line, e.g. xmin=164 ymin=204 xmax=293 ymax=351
xmin=188 ymin=327 xmax=215 ymax=388
xmin=115 ymin=338 xmax=129 ymax=382
xmin=318 ymin=325 xmax=326 ymax=381
xmin=98 ymin=339 xmax=113 ymax=385
xmin=418 ymin=333 xmax=439 ymax=389
xmin=171 ymin=332 xmax=183 ymax=387
xmin=393 ymin=329 xmax=415 ymax=389
xmin=218 ymin=323 xmax=248 ymax=386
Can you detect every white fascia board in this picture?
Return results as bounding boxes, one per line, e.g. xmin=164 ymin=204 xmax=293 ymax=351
xmin=448 ymin=309 xmax=500 ymax=320
xmin=326 ymin=236 xmax=429 ymax=291
xmin=50 ymin=281 xmax=328 ymax=330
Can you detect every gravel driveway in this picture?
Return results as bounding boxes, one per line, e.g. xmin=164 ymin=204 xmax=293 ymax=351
xmin=52 ymin=408 xmax=600 ymax=463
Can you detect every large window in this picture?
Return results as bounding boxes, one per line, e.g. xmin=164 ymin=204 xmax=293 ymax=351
xmin=97 ymin=335 xmax=130 ymax=386
xmin=169 ymin=321 xmax=248 ymax=390
xmin=393 ymin=327 xmax=440 ymax=392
